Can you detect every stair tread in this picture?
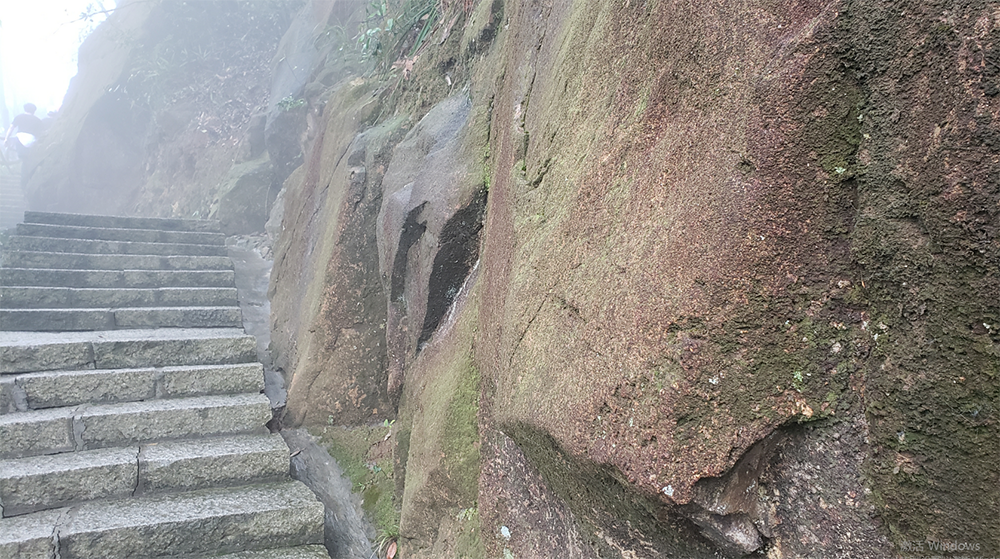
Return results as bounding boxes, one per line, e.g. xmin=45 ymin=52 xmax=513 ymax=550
xmin=8 ymin=363 xmax=264 ymax=411
xmin=2 ymin=251 xmax=234 ymax=271
xmin=1 ymin=328 xmax=257 ymax=374
xmin=0 ymin=434 xmax=289 ymax=516
xmin=23 ymin=211 xmax=222 ymax=232
xmin=0 ymin=267 xmax=236 ymax=288
xmin=1 ymin=481 xmax=324 ymax=558
xmin=16 ymin=222 xmax=226 ymax=245
xmin=0 ymin=393 xmax=271 ymax=458
xmin=8 ymin=235 xmax=228 ymax=256
xmin=0 ymin=327 xmax=250 ymax=345
xmin=66 ymin=481 xmax=318 ymax=531
xmin=0 ymin=286 xmax=238 ymax=309
xmin=207 ymin=545 xmax=333 ymax=559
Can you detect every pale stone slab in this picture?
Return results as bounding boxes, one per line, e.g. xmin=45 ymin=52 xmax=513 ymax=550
xmin=0 ymin=286 xmax=74 ymax=307
xmin=138 ymin=433 xmax=288 ymax=493
xmin=24 ymin=211 xmax=221 ymax=233
xmin=206 ymin=545 xmax=332 ymax=558
xmin=0 ymin=308 xmax=116 ymax=331
xmin=12 ymin=363 xmax=261 ymax=410
xmin=1 ymin=329 xmax=255 ymax=373
xmin=0 ymin=340 xmax=95 ymax=374
xmin=0 ymin=407 xmax=74 ymax=458
xmin=157 ymin=287 xmax=239 ymax=306
xmin=0 ymin=447 xmax=138 ymax=515
xmin=92 ymin=332 xmax=257 ymax=368
xmin=16 ymin=223 xmax=226 ymax=245
xmin=159 ymin=362 xmax=264 ymax=397
xmin=78 ymin=393 xmax=271 ymax=449
xmin=113 ymin=306 xmax=244 ymax=329
xmin=0 ymin=268 xmax=126 ymax=288
xmin=0 ymin=268 xmax=236 ymax=289
xmin=0 ymin=287 xmax=242 ymax=309
xmin=0 ymin=508 xmax=64 ymax=558
xmin=15 ymin=368 xmax=157 ymax=409
xmin=59 ymin=481 xmax=324 ymax=558
xmin=8 ymin=236 xmax=227 ymax=257
xmin=3 ymin=252 xmax=234 ymax=271
xmin=122 ymin=269 xmax=236 ymax=288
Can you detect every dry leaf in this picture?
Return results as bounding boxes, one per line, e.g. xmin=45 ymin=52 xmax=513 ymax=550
xmin=386 ymin=541 xmax=397 ymax=559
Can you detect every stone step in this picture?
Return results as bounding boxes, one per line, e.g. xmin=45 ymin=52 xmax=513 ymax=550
xmin=16 ymin=222 xmax=226 ymax=245
xmin=23 ymin=211 xmax=221 ymax=233
xmin=1 ymin=251 xmax=234 ymax=271
xmin=0 ymin=267 xmax=236 ymax=288
xmin=0 ymin=508 xmax=62 ymax=558
xmin=0 ymin=286 xmax=239 ymax=309
xmin=0 ymin=446 xmax=137 ymax=516
xmin=136 ymin=433 xmax=289 ymax=494
xmin=0 ymin=481 xmax=324 ymax=558
xmin=0 ymin=328 xmax=257 ymax=373
xmin=0 ymin=393 xmax=271 ymax=458
xmin=4 ymin=363 xmax=264 ymax=412
xmin=208 ymin=546 xmax=333 ymax=559
xmin=0 ymin=306 xmax=244 ymax=331
xmin=7 ymin=235 xmax=228 ymax=257
xmin=0 ymin=433 xmax=289 ymax=516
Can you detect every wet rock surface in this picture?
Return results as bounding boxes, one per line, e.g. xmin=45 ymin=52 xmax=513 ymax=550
xmin=283 ymin=429 xmax=374 ymax=559
xmin=21 ymin=0 xmax=1000 ymax=555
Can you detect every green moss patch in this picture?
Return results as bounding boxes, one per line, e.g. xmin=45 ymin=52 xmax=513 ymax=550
xmin=316 ymin=422 xmax=401 ymax=536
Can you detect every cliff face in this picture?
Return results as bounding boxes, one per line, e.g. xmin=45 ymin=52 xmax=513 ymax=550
xmin=272 ymin=0 xmax=998 ymax=556
xmin=34 ymin=0 xmax=999 ymax=556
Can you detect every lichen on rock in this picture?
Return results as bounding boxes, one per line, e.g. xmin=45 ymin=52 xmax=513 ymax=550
xmin=30 ymin=0 xmax=1000 ymax=556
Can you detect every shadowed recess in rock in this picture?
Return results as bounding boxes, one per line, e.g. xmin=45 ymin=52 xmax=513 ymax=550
xmin=419 ymin=186 xmax=487 ymax=347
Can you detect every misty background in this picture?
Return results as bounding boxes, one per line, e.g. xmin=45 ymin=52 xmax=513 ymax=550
xmin=0 ymin=0 xmax=113 ymax=130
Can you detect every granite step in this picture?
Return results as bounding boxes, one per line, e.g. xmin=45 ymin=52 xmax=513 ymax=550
xmin=0 ymin=267 xmax=237 ymax=288
xmin=7 ymin=235 xmax=228 ymax=257
xmin=0 ymin=433 xmax=289 ymax=516
xmin=206 ymin=546 xmax=334 ymax=559
xmin=0 ymin=446 xmax=138 ymax=516
xmin=23 ymin=211 xmax=221 ymax=233
xmin=0 ymin=286 xmax=239 ymax=309
xmin=0 ymin=508 xmax=63 ymax=558
xmin=0 ymin=480 xmax=324 ymax=559
xmin=0 ymin=306 xmax=244 ymax=331
xmin=0 ymin=393 xmax=271 ymax=458
xmin=3 ymin=363 xmax=264 ymax=413
xmin=0 ymin=211 xmax=330 ymax=559
xmin=0 ymin=328 xmax=257 ymax=373
xmin=16 ymin=222 xmax=225 ymax=245
xmin=1 ymin=251 xmax=234 ymax=271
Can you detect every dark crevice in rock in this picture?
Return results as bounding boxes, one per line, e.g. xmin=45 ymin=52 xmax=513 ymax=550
xmin=390 ymin=202 xmax=428 ymax=303
xmin=500 ymin=421 xmax=719 ymax=558
xmin=417 ymin=186 xmax=487 ymax=347
xmin=682 ymin=430 xmax=785 ymax=556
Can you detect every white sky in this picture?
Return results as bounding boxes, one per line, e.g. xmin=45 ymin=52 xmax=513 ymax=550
xmin=0 ymin=0 xmax=112 ymax=127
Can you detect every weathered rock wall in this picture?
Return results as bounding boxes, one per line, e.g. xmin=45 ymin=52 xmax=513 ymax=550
xmin=32 ymin=0 xmax=997 ymax=556
xmin=272 ymin=0 xmax=998 ymax=556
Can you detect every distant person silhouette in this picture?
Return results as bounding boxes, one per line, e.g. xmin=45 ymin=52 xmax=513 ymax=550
xmin=4 ymin=103 xmax=45 ymax=159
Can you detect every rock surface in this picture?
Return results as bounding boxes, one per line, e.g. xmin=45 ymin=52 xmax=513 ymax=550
xmin=270 ymin=0 xmax=999 ymax=555
xmin=19 ymin=0 xmax=1000 ymax=556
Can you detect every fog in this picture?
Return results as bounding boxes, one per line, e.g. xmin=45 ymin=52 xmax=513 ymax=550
xmin=0 ymin=0 xmax=113 ymax=129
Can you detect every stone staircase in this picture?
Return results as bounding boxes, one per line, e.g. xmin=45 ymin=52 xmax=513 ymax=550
xmin=0 ymin=212 xmax=329 ymax=558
